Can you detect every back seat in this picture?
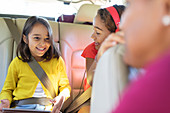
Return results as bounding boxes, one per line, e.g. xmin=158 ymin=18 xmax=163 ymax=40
xmin=0 ymin=18 xmax=20 ymax=92
xmin=59 ymin=22 xmax=93 ymax=110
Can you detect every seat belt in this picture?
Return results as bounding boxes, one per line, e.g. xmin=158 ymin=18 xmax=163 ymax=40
xmin=4 ymin=18 xmax=20 ymax=45
xmin=65 ymin=87 xmax=91 ymax=113
xmin=28 ymin=57 xmax=56 ymax=99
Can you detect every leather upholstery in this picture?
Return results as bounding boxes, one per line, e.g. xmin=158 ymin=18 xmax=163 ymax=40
xmin=59 ymin=22 xmax=93 ymax=109
xmin=0 ymin=18 xmax=20 ymax=92
xmin=91 ymin=44 xmax=130 ymax=113
xmin=73 ymin=4 xmax=100 ymax=24
xmin=59 ymin=23 xmax=93 ymax=93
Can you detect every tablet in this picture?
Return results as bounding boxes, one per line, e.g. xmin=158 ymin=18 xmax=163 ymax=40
xmin=2 ymin=108 xmax=51 ymax=113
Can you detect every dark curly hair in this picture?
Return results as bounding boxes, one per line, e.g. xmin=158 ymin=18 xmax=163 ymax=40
xmin=97 ymin=5 xmax=125 ymax=33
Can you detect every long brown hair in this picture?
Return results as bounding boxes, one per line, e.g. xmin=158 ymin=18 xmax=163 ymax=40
xmin=16 ymin=16 xmax=60 ymax=62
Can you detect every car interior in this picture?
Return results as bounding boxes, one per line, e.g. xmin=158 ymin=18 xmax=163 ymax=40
xmin=0 ymin=3 xmax=102 ymax=112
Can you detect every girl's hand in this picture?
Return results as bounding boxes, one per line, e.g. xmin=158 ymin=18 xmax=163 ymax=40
xmin=97 ymin=32 xmax=125 ymax=62
xmin=0 ymin=99 xmax=10 ymax=111
xmin=51 ymin=95 xmax=65 ymax=113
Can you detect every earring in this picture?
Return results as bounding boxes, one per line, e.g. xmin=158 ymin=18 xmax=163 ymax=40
xmin=162 ymin=15 xmax=170 ymax=26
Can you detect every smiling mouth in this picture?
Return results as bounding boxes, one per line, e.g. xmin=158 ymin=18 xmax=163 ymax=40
xmin=36 ymin=47 xmax=46 ymax=51
xmin=95 ymin=42 xmax=99 ymax=46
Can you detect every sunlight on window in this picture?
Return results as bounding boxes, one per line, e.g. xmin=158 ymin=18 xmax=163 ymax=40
xmin=105 ymin=0 xmax=125 ymax=7
xmin=0 ymin=0 xmax=124 ymax=19
xmin=0 ymin=0 xmax=77 ymax=19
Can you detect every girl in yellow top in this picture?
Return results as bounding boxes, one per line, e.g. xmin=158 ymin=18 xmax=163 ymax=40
xmin=0 ymin=16 xmax=71 ymax=112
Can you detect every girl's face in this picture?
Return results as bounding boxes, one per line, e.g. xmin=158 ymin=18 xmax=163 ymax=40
xmin=24 ymin=23 xmax=51 ymax=61
xmin=91 ymin=14 xmax=111 ymax=50
xmin=121 ymin=0 xmax=166 ymax=67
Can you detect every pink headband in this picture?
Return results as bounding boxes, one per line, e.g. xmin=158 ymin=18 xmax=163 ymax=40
xmin=106 ymin=6 xmax=120 ymax=32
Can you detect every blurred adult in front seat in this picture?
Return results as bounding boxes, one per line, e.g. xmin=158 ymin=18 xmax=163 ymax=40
xmin=111 ymin=0 xmax=170 ymax=112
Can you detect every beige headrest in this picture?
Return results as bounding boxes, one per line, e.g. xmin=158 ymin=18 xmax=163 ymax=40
xmin=74 ymin=4 xmax=101 ymax=24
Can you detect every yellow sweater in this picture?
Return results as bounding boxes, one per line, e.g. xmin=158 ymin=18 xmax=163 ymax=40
xmin=0 ymin=56 xmax=71 ymax=104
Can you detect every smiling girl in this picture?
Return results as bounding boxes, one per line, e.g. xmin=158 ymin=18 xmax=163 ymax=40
xmin=0 ymin=16 xmax=71 ymax=112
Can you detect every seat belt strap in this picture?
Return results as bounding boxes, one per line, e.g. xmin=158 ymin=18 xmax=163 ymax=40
xmin=28 ymin=57 xmax=56 ymax=98
xmin=4 ymin=18 xmax=20 ymax=45
xmin=65 ymin=87 xmax=91 ymax=113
